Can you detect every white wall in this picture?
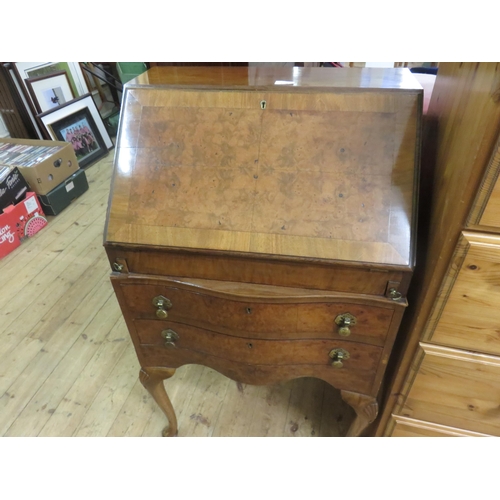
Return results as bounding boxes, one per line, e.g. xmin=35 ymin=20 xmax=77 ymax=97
xmin=364 ymin=62 xmax=396 ymax=68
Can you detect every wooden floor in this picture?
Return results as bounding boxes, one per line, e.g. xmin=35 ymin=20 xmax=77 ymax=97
xmin=0 ymin=153 xmax=355 ymax=437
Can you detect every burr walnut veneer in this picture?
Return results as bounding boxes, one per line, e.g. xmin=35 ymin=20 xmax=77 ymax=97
xmin=104 ymin=67 xmax=422 ymax=436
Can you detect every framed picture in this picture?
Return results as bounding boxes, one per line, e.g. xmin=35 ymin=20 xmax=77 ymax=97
xmin=14 ymin=62 xmax=88 ymax=97
xmin=37 ymin=93 xmax=114 ymax=150
xmin=10 ymin=62 xmax=89 ymax=140
xmin=26 ymin=71 xmax=75 ymax=113
xmin=6 ymin=66 xmax=44 ymax=139
xmin=47 ymin=106 xmax=107 ymax=169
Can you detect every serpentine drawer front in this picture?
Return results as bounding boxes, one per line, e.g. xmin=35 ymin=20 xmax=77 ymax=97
xmin=104 ymin=67 xmax=422 ymax=437
xmin=117 ymin=277 xmax=396 ymax=346
xmin=134 ymin=319 xmax=382 ymax=389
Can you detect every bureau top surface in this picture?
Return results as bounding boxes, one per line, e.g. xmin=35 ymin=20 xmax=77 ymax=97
xmin=105 ymin=67 xmax=422 ymax=269
xmin=128 ymin=66 xmax=423 ymax=91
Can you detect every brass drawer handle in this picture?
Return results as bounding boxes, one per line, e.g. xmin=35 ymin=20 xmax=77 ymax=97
xmin=152 ymin=295 xmax=172 ymax=319
xmin=335 ymin=313 xmax=357 ymax=337
xmin=113 ymin=262 xmax=124 ymax=272
xmin=161 ymin=329 xmax=179 ymax=348
xmin=329 ymin=348 xmax=350 ymax=369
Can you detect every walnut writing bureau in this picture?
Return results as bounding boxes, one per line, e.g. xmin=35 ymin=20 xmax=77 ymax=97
xmin=104 ymin=67 xmax=422 ymax=436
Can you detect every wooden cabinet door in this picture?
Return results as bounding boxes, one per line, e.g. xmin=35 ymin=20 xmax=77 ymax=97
xmin=424 ymin=232 xmax=500 ymax=356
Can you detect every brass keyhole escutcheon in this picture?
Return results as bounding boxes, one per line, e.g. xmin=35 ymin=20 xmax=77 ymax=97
xmin=152 ymin=295 xmax=172 ymax=319
xmin=329 ymin=348 xmax=350 ymax=369
xmin=260 ymin=100 xmax=267 ymax=110
xmin=161 ymin=329 xmax=179 ymax=348
xmin=334 ymin=313 xmax=357 ymax=337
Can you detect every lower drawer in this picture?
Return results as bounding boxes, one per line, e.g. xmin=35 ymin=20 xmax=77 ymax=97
xmin=137 ymin=345 xmax=379 ymax=395
xmin=134 ymin=319 xmax=382 ymax=367
xmin=132 ymin=319 xmax=382 ymax=394
xmin=400 ymin=343 xmax=500 ymax=436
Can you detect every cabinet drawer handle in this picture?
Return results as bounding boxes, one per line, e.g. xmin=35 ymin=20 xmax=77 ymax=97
xmin=153 ymin=295 xmax=173 ymax=319
xmin=161 ymin=329 xmax=179 ymax=348
xmin=335 ymin=313 xmax=357 ymax=337
xmin=329 ymin=348 xmax=350 ymax=369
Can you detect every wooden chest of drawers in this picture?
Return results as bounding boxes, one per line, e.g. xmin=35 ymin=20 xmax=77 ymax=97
xmin=377 ymin=62 xmax=500 ymax=437
xmin=104 ymin=67 xmax=422 ymax=436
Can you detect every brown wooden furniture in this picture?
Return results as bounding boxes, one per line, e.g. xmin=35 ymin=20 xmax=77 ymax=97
xmin=376 ymin=62 xmax=500 ymax=437
xmin=104 ymin=66 xmax=422 ymax=437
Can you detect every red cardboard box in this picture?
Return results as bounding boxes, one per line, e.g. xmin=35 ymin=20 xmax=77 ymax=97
xmin=0 ymin=166 xmax=31 ymax=212
xmin=0 ymin=192 xmax=48 ymax=259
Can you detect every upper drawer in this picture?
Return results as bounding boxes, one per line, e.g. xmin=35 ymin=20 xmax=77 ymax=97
xmin=467 ymin=136 xmax=500 ymax=230
xmin=423 ymin=231 xmax=500 ymax=356
xmin=115 ymin=276 xmax=397 ymax=345
xmin=399 ymin=343 xmax=500 ymax=436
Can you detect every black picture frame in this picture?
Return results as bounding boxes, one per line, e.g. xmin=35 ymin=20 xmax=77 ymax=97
xmin=36 ymin=93 xmax=114 ymax=150
xmin=50 ymin=106 xmax=107 ymax=169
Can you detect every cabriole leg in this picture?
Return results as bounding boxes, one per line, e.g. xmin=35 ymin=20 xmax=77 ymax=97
xmin=340 ymin=390 xmax=378 ymax=437
xmin=139 ymin=367 xmax=178 ymax=437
